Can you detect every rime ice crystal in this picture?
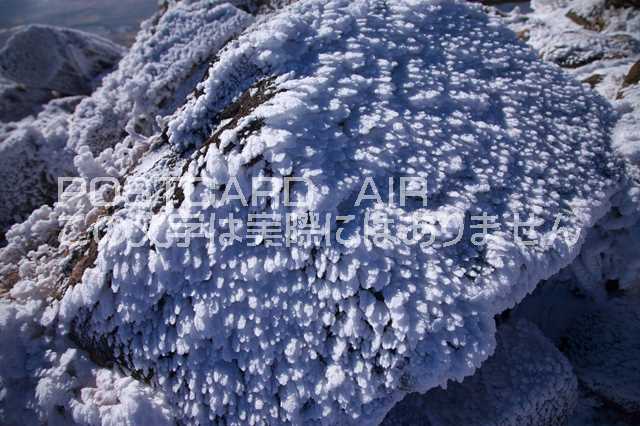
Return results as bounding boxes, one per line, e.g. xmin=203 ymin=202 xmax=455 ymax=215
xmin=61 ymin=0 xmax=624 ymax=424
xmin=0 ymin=0 xmax=632 ymax=425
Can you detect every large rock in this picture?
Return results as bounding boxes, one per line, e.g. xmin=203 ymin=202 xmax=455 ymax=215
xmin=504 ymin=0 xmax=640 ymax=294
xmin=0 ymin=0 xmax=631 ymax=424
xmin=382 ymin=320 xmax=578 ymax=426
xmin=563 ymin=294 xmax=640 ymax=414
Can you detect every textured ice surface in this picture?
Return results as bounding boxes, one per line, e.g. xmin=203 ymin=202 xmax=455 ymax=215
xmin=505 ymin=0 xmax=640 ymax=162
xmin=512 ymin=282 xmax=640 ymax=423
xmin=57 ymin=0 xmax=624 ymax=424
xmin=382 ymin=320 xmax=577 ymax=426
xmin=0 ymin=96 xmax=81 ymax=242
xmin=0 ymin=298 xmax=174 ymax=426
xmin=67 ymin=1 xmax=254 ymax=155
xmin=0 ymin=0 xmax=634 ymax=424
xmin=500 ymin=2 xmax=640 ymax=422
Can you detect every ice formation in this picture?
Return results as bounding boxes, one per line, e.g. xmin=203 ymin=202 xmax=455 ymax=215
xmin=0 ymin=26 xmax=125 ymax=239
xmin=0 ymin=0 xmax=638 ymax=425
xmin=382 ymin=320 xmax=578 ymax=426
xmin=494 ymin=1 xmax=640 ymax=424
xmin=0 ymin=297 xmax=174 ymax=425
xmin=502 ymin=0 xmax=640 ymax=298
xmin=57 ymin=0 xmax=625 ymax=423
xmin=507 ymin=0 xmax=640 ymax=162
xmin=561 ymin=293 xmax=640 ymax=413
xmin=0 ymin=97 xmax=81 ymax=243
xmin=66 ymin=1 xmax=254 ymax=155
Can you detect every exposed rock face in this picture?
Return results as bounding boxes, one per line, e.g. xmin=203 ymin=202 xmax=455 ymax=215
xmin=382 ymin=320 xmax=578 ymax=426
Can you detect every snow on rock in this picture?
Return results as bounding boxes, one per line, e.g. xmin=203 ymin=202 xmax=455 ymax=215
xmin=0 ymin=0 xmax=633 ymax=424
xmin=562 ymin=293 xmax=640 ymax=414
xmin=0 ymin=25 xmax=124 ymax=238
xmin=45 ymin=0 xmax=626 ymax=424
xmin=0 ymin=96 xmax=81 ymax=244
xmin=515 ymin=284 xmax=640 ymax=421
xmin=381 ymin=320 xmax=578 ymax=426
xmin=66 ymin=1 xmax=254 ymax=156
xmin=564 ymin=185 xmax=640 ymax=297
xmin=498 ymin=3 xmax=640 ymax=422
xmin=65 ymin=368 xmax=175 ymax=426
xmin=504 ymin=0 xmax=640 ymax=162
xmin=0 ymin=297 xmax=174 ymax=426
xmin=0 ymin=25 xmax=124 ymax=98
xmin=499 ymin=0 xmax=640 ymax=298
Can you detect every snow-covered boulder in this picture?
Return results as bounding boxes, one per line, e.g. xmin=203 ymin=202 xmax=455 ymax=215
xmin=511 ymin=282 xmax=640 ymax=420
xmin=0 ymin=0 xmax=633 ymax=424
xmin=381 ymin=320 xmax=578 ymax=426
xmin=55 ymin=0 xmax=624 ymax=424
xmin=0 ymin=297 xmax=175 ymax=426
xmin=0 ymin=25 xmax=124 ymax=98
xmin=562 ymin=294 xmax=640 ymax=414
xmin=509 ymin=0 xmax=640 ymax=71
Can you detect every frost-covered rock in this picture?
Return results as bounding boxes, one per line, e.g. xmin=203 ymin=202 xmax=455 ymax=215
xmin=381 ymin=320 xmax=578 ymax=426
xmin=505 ymin=0 xmax=640 ymax=162
xmin=500 ymin=0 xmax=640 ymax=299
xmin=0 ymin=25 xmax=124 ymax=237
xmin=0 ymin=297 xmax=174 ymax=426
xmin=66 ymin=1 xmax=254 ymax=155
xmin=509 ymin=0 xmax=640 ymax=68
xmin=54 ymin=0 xmax=625 ymax=424
xmin=512 ymin=282 xmax=640 ymax=419
xmin=0 ymin=25 xmax=124 ymax=98
xmin=0 ymin=96 xmax=80 ymax=243
xmin=0 ymin=0 xmax=634 ymax=424
xmin=562 ymin=293 xmax=640 ymax=414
